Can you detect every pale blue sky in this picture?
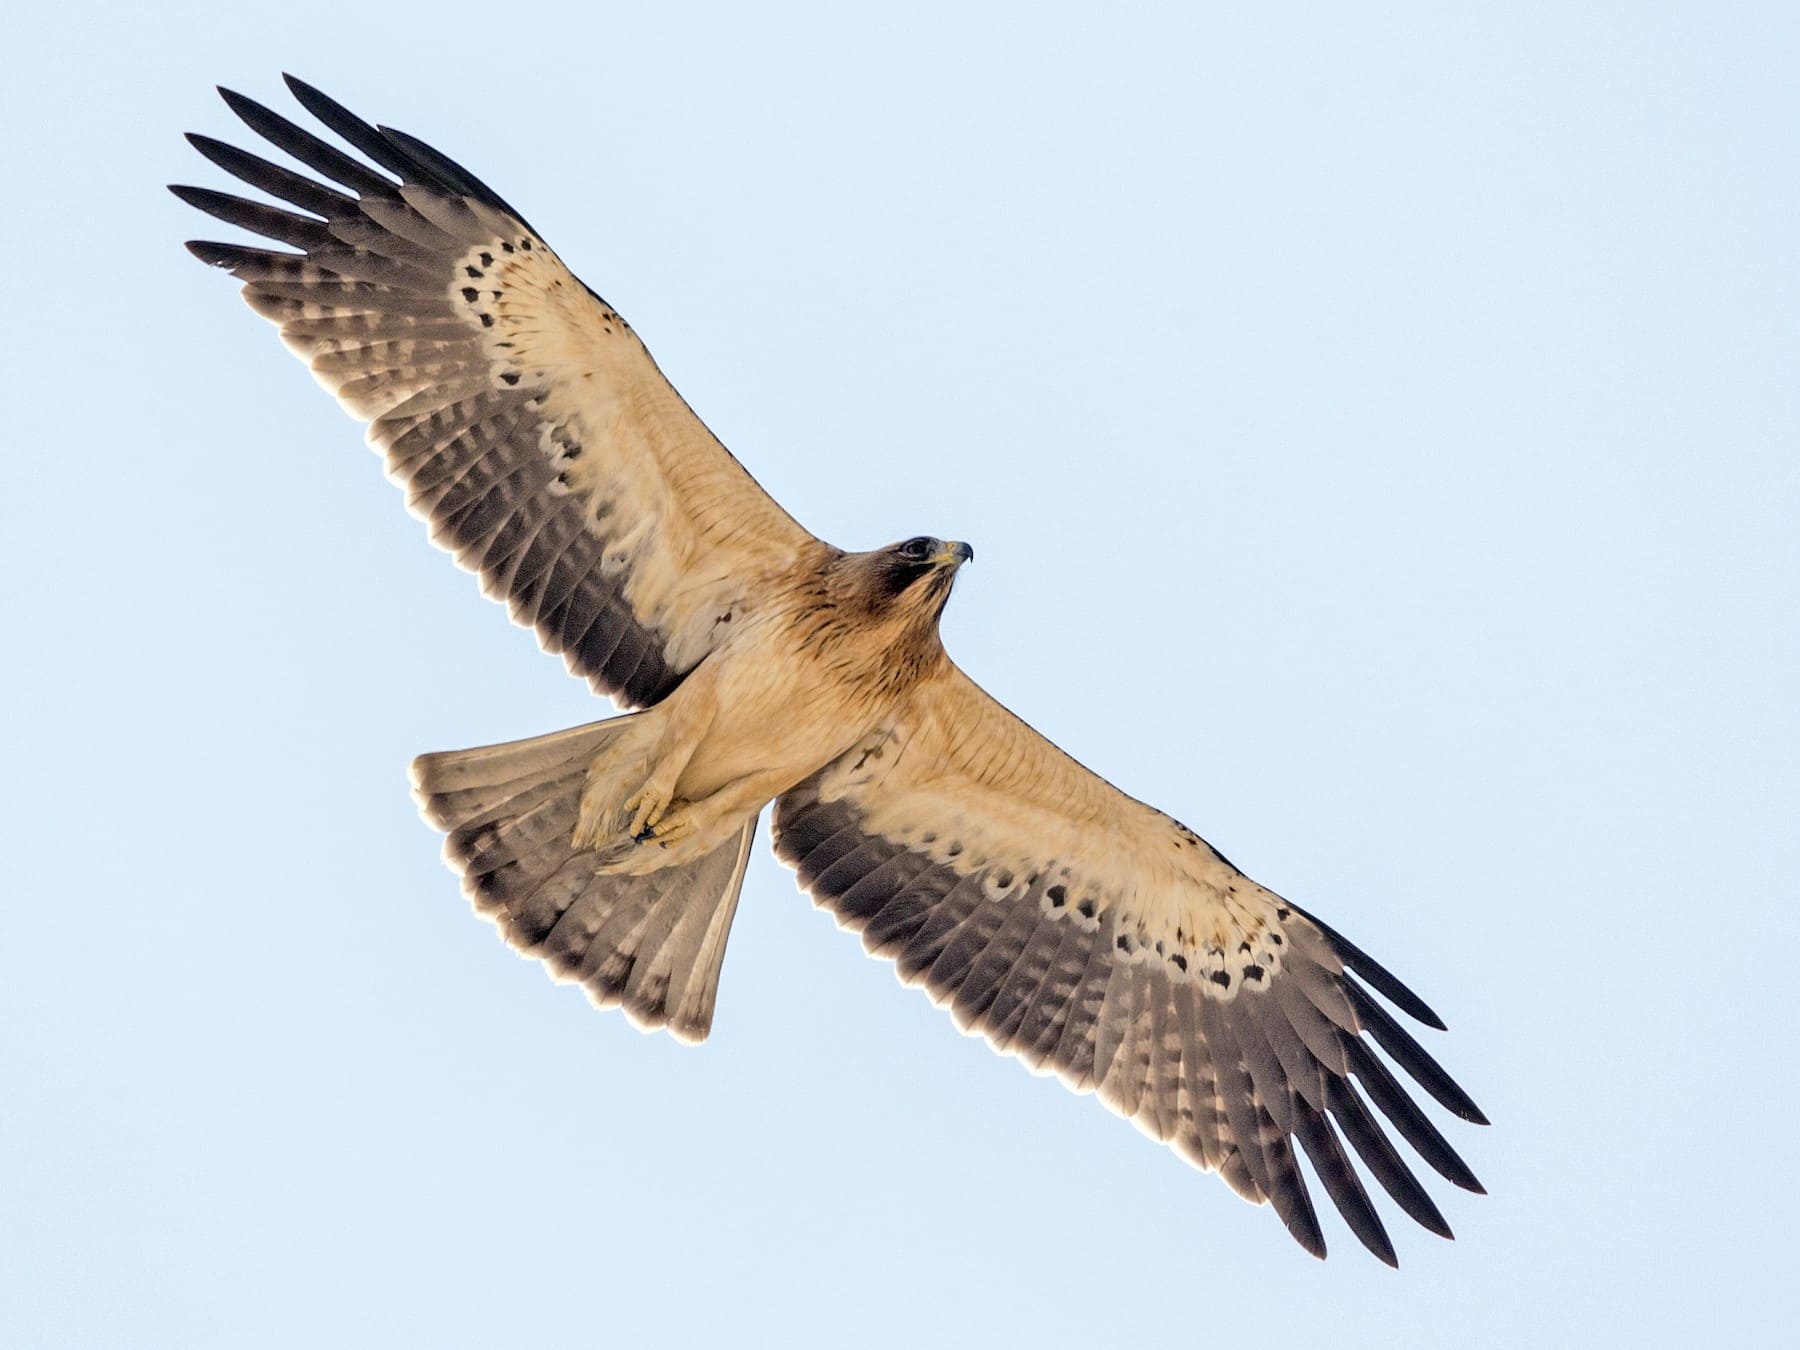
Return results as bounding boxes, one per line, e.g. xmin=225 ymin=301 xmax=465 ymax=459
xmin=6 ymin=3 xmax=1797 ymax=1346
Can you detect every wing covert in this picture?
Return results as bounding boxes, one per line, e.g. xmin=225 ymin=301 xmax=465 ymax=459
xmin=772 ymin=665 xmax=1486 ymax=1263
xmin=176 ymin=77 xmax=817 ymax=708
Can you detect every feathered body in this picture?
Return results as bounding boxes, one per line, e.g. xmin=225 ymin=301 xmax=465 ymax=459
xmin=566 ymin=541 xmax=964 ymax=874
xmin=177 ymin=77 xmax=1486 ymax=1265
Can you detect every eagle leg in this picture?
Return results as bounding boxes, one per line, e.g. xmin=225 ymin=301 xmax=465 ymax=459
xmin=597 ymin=765 xmax=786 ymax=877
xmin=573 ymin=682 xmax=718 ymax=851
xmin=624 ymin=774 xmax=680 ymax=841
xmin=593 ymin=800 xmax=725 ymax=875
xmin=641 ymin=806 xmax=698 ymax=849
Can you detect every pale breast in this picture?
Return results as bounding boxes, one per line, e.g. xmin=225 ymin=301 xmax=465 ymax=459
xmin=677 ymin=599 xmax=932 ymax=801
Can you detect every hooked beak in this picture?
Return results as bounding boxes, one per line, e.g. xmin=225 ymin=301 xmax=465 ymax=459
xmin=931 ymin=540 xmax=975 ymax=567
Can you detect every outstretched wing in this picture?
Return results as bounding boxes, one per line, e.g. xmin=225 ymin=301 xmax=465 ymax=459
xmin=772 ymin=664 xmax=1486 ymax=1264
xmin=175 ymin=77 xmax=817 ymax=708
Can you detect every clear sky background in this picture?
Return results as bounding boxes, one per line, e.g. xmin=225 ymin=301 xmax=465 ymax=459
xmin=5 ymin=3 xmax=1796 ymax=1346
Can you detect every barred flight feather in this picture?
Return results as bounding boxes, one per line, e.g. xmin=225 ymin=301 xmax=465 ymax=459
xmin=176 ymin=75 xmax=815 ymax=709
xmin=774 ymin=666 xmax=1486 ymax=1265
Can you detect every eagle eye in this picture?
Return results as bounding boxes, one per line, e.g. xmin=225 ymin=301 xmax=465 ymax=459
xmin=898 ymin=536 xmax=936 ymax=562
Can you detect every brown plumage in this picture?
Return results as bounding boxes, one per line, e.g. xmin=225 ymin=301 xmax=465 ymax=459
xmin=176 ymin=76 xmax=1485 ymax=1265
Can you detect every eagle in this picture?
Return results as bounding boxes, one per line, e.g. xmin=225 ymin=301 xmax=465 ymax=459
xmin=175 ymin=76 xmax=1485 ymax=1264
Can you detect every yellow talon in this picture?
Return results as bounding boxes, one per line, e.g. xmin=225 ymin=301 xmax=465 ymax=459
xmin=625 ymin=785 xmax=670 ymax=841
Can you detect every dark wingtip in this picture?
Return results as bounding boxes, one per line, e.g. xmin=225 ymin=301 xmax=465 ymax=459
xmin=1345 ymin=978 xmax=1486 ymax=1124
xmin=217 ymin=84 xmax=255 ymax=115
xmin=278 ymin=73 xmax=442 ymax=187
xmin=1345 ymin=1038 xmax=1485 ymax=1192
xmin=1444 ymin=1096 xmax=1487 ymax=1127
xmin=281 ymin=73 xmax=355 ymax=135
xmin=211 ymin=78 xmax=397 ymax=199
xmin=1269 ymin=1184 xmax=1328 ymax=1261
xmin=1325 ymin=1079 xmax=1457 ymax=1238
xmin=1294 ymin=902 xmax=1449 ymax=1030
xmin=1358 ymin=1212 xmax=1399 ymax=1267
xmin=1403 ymin=1177 xmax=1459 ymax=1234
xmin=184 ymin=239 xmax=244 ymax=267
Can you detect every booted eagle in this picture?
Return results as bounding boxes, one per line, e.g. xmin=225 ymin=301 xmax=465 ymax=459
xmin=176 ymin=76 xmax=1485 ymax=1264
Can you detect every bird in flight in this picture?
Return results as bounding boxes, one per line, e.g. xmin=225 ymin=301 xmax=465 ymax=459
xmin=175 ymin=76 xmax=1486 ymax=1264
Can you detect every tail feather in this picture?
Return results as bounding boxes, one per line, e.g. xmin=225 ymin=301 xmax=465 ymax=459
xmin=411 ymin=717 xmax=754 ymax=1043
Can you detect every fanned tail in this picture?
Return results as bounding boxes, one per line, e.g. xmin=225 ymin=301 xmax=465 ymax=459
xmin=410 ymin=717 xmax=754 ymax=1043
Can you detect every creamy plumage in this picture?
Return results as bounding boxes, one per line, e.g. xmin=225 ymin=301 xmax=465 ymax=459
xmin=176 ymin=76 xmax=1486 ymax=1265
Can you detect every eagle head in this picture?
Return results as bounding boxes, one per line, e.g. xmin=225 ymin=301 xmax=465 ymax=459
xmin=834 ymin=535 xmax=974 ymax=628
xmin=876 ymin=535 xmax=973 ymax=603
